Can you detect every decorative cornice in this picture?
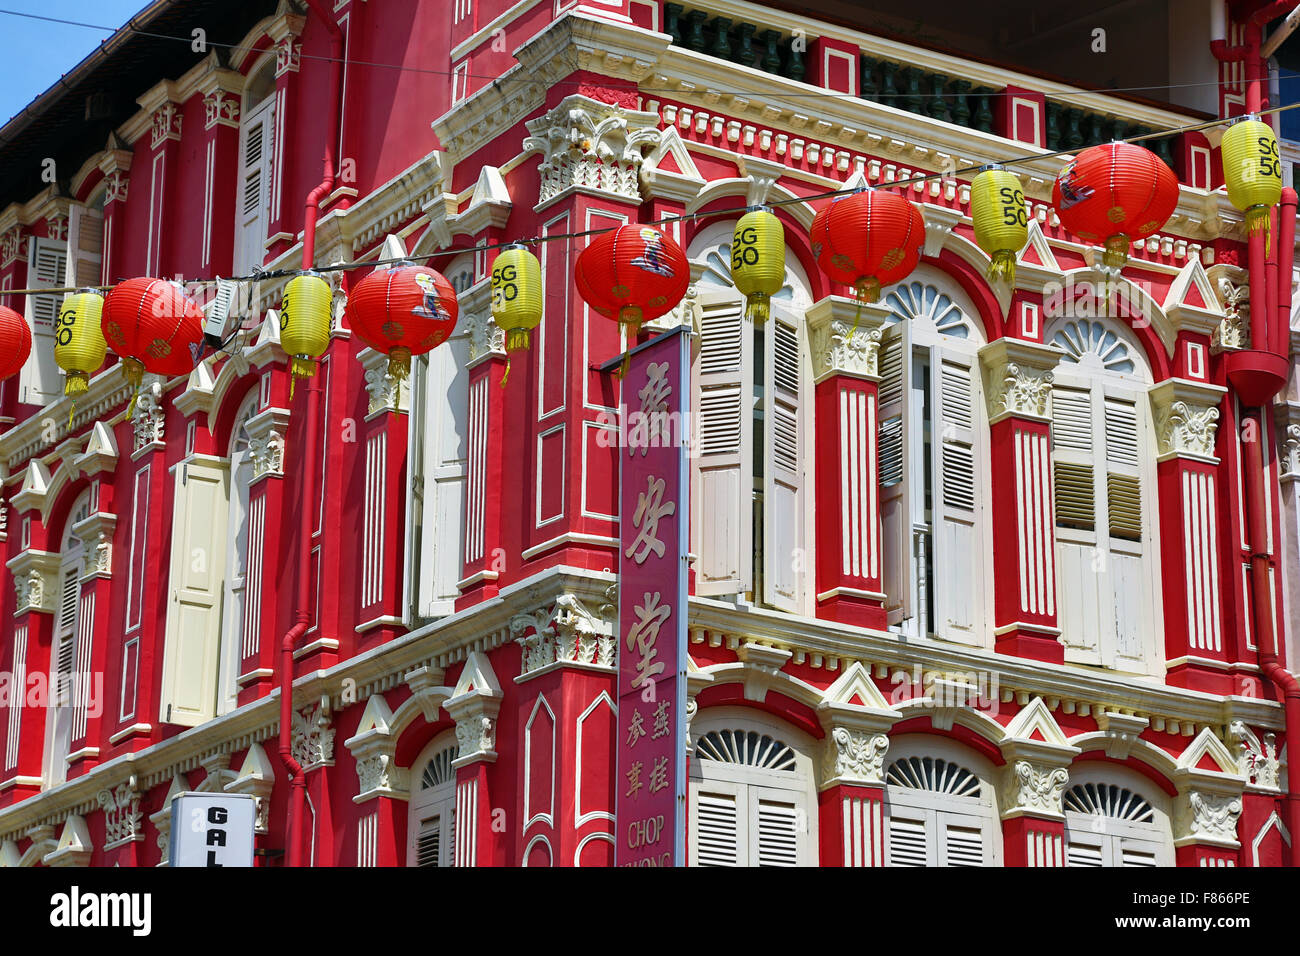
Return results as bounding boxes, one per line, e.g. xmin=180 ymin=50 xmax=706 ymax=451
xmin=978 ymin=337 xmax=1061 ymax=424
xmin=1148 ymin=378 xmax=1226 ymax=464
xmin=805 ymin=296 xmax=889 ymax=384
xmin=511 ymin=590 xmax=616 ymax=678
xmin=522 ymin=93 xmax=662 ymax=210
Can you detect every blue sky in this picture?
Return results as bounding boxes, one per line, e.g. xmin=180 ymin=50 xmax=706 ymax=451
xmin=0 ymin=1 xmax=150 ymax=123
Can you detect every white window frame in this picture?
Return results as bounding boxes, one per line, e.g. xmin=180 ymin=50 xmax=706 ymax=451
xmin=1047 ymin=316 xmax=1163 ymax=674
xmin=1063 ymin=764 xmax=1175 ymax=867
xmin=404 ymin=252 xmax=473 ymax=623
xmin=686 ymin=222 xmax=815 ymax=614
xmin=20 ymin=234 xmax=68 ymax=406
xmin=883 ymin=734 xmax=1002 ymax=867
xmin=219 ymin=390 xmax=259 ymax=715
xmin=878 ymin=267 xmax=993 ymax=648
xmin=43 ymin=489 xmax=92 ymax=789
xmin=233 ymin=58 xmax=277 ymax=276
xmin=407 ymin=734 xmax=459 ymax=867
xmin=688 ymin=707 xmax=818 ymax=867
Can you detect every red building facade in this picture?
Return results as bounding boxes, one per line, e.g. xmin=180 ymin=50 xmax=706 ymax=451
xmin=0 ymin=0 xmax=1295 ymax=867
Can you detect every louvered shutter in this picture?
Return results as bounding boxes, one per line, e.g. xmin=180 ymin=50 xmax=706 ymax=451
xmin=220 ymin=449 xmax=253 ymax=715
xmin=941 ymin=817 xmax=987 ymax=866
xmin=1051 ymin=380 xmax=1104 ymax=665
xmin=878 ymin=321 xmax=913 ymax=625
xmin=65 ymin=203 xmax=103 ymax=289
xmin=234 ymin=98 xmax=274 ymax=274
xmin=692 ymin=290 xmax=751 ymax=596
xmin=761 ymin=307 xmax=804 ymax=612
xmin=1066 ymin=836 xmax=1106 ymax=867
xmin=159 ymin=457 xmax=231 ymax=727
xmin=1119 ymin=841 xmax=1158 ymax=867
xmin=695 ymin=790 xmax=741 ymax=866
xmin=1102 ymin=395 xmax=1147 ymax=669
xmin=886 ymin=810 xmax=931 ymax=866
xmin=415 ymin=815 xmax=442 ymax=867
xmin=753 ymin=796 xmax=800 ymax=866
xmin=929 ymin=345 xmax=983 ymax=643
xmin=20 ymin=236 xmax=68 ymax=405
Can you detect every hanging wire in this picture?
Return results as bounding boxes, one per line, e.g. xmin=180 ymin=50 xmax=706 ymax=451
xmin=4 ymin=98 xmax=1299 ymax=299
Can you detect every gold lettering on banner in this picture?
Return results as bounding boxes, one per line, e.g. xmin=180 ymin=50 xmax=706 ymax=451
xmin=625 ymin=475 xmax=675 ymax=564
xmin=626 ymin=591 xmax=670 ymax=701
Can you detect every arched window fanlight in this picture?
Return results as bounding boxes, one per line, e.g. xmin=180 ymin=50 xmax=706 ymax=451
xmin=1050 ymin=319 xmax=1137 ymax=375
xmin=1063 ymin=782 xmax=1156 ymax=823
xmin=883 ymin=281 xmax=973 ymax=339
xmin=885 ymin=755 xmax=983 ymax=797
xmin=695 ymin=729 xmax=799 ymax=772
xmin=420 ymin=745 xmax=457 ymax=790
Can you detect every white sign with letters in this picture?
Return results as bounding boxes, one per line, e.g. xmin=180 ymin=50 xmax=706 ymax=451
xmin=169 ymin=792 xmax=257 ymax=867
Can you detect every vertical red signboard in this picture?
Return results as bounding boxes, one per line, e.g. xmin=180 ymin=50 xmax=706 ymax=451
xmin=615 ymin=327 xmax=690 ymax=867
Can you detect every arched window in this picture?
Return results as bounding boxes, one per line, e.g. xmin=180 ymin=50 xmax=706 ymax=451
xmin=407 ymin=735 xmax=458 ymax=867
xmin=219 ymin=391 xmax=259 ymax=715
xmin=234 ymin=56 xmax=277 ymax=274
xmin=883 ymin=736 xmax=1001 ymax=866
xmin=688 ymin=709 xmax=818 ymax=866
xmin=688 ymin=221 xmax=814 ymax=613
xmin=1047 ymin=316 xmax=1161 ymax=672
xmin=878 ymin=266 xmax=991 ymax=646
xmin=1063 ymin=766 xmax=1174 ymax=866
xmin=43 ymin=489 xmax=92 ymax=789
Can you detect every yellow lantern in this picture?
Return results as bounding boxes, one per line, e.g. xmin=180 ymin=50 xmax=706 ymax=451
xmin=731 ymin=207 xmax=785 ymax=324
xmin=491 ymin=244 xmax=542 ymax=385
xmin=55 ymin=290 xmax=107 ymax=424
xmin=970 ymin=166 xmax=1028 ymax=283
xmin=280 ymin=272 xmax=332 ymax=397
xmin=1222 ymin=116 xmax=1282 ymax=253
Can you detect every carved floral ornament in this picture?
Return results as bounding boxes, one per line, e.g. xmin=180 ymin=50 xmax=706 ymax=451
xmin=204 ymin=90 xmax=241 ymax=130
xmin=1001 ymin=759 xmax=1070 ymax=816
xmin=150 ymin=101 xmax=183 ymax=150
xmin=977 ymin=338 xmax=1061 ymax=423
xmin=1175 ymin=789 xmax=1243 ymax=847
xmin=97 ymin=782 xmax=144 ymax=850
xmin=522 ymin=94 xmax=662 ymax=206
xmin=510 ymin=591 xmax=615 ymax=676
xmin=821 ymin=727 xmax=889 ymax=786
xmin=1148 ymin=379 xmax=1225 ymax=462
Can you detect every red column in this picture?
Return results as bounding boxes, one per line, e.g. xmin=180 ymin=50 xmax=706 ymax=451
xmin=979 ymin=338 xmax=1063 ymax=663
xmin=264 ymin=15 xmax=306 ymax=259
xmin=816 ymin=698 xmax=897 ymax=866
xmin=1148 ymin=379 xmax=1232 ymax=693
xmin=0 ymin=544 xmax=59 ymax=803
xmin=65 ymin=495 xmax=117 ymax=780
xmin=806 ymin=296 xmax=890 ymax=629
xmin=819 ymin=785 xmax=887 ymax=866
xmin=1002 ymin=816 xmax=1067 ymax=867
xmin=197 ymin=67 xmax=243 ymax=277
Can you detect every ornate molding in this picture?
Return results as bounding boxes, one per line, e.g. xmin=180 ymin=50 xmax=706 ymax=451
xmin=1148 ymin=378 xmax=1226 ymax=464
xmin=1229 ymin=720 xmax=1281 ymax=792
xmin=275 ymin=36 xmax=302 ymax=76
xmin=358 ymin=348 xmax=409 ymax=418
xmin=522 ymin=93 xmax=661 ymax=209
xmin=292 ymin=700 xmax=335 ymax=772
xmin=6 ymin=550 xmax=60 ymax=616
xmin=132 ymin=379 xmax=166 ymax=456
xmin=511 ymin=592 xmax=615 ymax=677
xmin=46 ymin=215 xmax=68 ymax=242
xmin=1276 ymin=403 xmax=1300 ymax=483
xmin=204 ymin=90 xmax=241 ymax=130
xmin=1001 ymin=759 xmax=1069 ymax=817
xmin=72 ymin=512 xmax=116 ymax=581
xmin=978 ymin=338 xmax=1061 ymax=424
xmin=245 ymin=407 xmax=291 ymax=481
xmin=821 ymin=728 xmax=889 ymax=788
xmin=150 ymin=102 xmax=183 ymax=150
xmin=97 ymin=781 xmax=143 ymax=851
xmin=0 ymin=227 xmax=22 ymax=267
xmin=1211 ymin=277 xmax=1249 ymax=353
xmin=461 ymin=280 xmax=503 ymax=365
xmin=103 ymin=171 xmax=129 ymax=206
xmin=354 ymin=753 xmax=407 ymax=801
xmin=805 ymin=296 xmax=888 ymax=384
xmin=1174 ymin=789 xmax=1243 ymax=848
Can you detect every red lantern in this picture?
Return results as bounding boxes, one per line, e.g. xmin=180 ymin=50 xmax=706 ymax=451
xmin=1052 ymin=142 xmax=1179 ymax=270
xmin=575 ymin=225 xmax=689 ymax=338
xmin=0 ymin=306 xmax=32 ymax=381
xmin=346 ymin=264 xmax=459 ymax=380
xmin=811 ymin=190 xmax=926 ymax=303
xmin=102 ymin=278 xmax=204 ymax=391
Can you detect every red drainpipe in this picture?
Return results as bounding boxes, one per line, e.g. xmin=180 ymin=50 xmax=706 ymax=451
xmin=1214 ymin=11 xmax=1300 ymax=866
xmin=279 ymin=0 xmax=344 ymax=868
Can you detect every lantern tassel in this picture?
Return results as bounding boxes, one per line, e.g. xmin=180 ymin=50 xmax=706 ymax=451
xmin=1102 ymin=235 xmax=1131 ymax=272
xmin=746 ymin=294 xmax=771 ymax=326
xmin=123 ymin=357 xmax=145 ymax=419
xmin=64 ymin=371 xmax=90 ymax=429
xmin=500 ymin=358 xmax=510 ymax=388
xmin=987 ymin=250 xmax=1017 ymax=286
xmin=1246 ymin=206 xmax=1273 ymax=258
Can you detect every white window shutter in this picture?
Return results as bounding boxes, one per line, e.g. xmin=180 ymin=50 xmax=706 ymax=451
xmin=1066 ymin=836 xmax=1106 ymax=867
xmin=886 ymin=809 xmax=931 ymax=866
xmin=692 ymin=290 xmax=752 ymax=596
xmin=929 ymin=345 xmax=983 ymax=643
xmin=761 ymin=307 xmax=804 ymax=612
xmin=65 ymin=203 xmax=103 ymax=289
xmin=877 ymin=321 xmax=913 ymax=626
xmin=940 ymin=815 xmax=988 ymax=866
xmin=409 ymin=333 xmax=469 ymax=619
xmin=1052 ymin=380 xmax=1104 ymax=666
xmin=234 ymin=98 xmax=274 ymax=275
xmin=159 ymin=458 xmax=231 ymax=727
xmin=753 ymin=795 xmax=800 ymax=866
xmin=219 ymin=450 xmax=253 ymax=715
xmin=694 ymin=790 xmax=742 ymax=866
xmin=1102 ymin=395 xmax=1147 ymax=669
xmin=20 ymin=236 xmax=67 ymax=406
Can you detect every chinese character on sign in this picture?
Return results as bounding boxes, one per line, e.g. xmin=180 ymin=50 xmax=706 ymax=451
xmin=626 ymin=591 xmax=670 ymax=701
xmin=649 ymin=756 xmax=670 ymax=793
xmin=625 ymin=761 xmax=643 ymax=799
xmin=632 ymin=360 xmax=673 ymax=456
xmin=625 ymin=475 xmax=675 ymax=564
xmin=626 ymin=709 xmax=646 ymax=747
xmin=651 ymin=700 xmax=671 ymax=740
